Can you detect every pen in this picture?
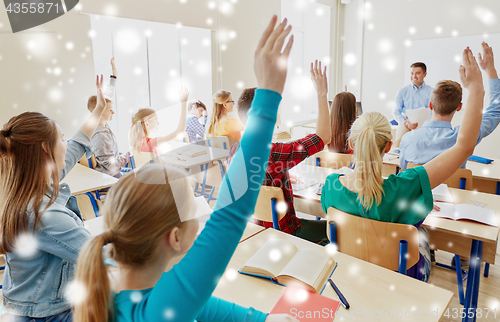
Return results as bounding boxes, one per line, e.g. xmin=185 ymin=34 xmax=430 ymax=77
xmin=328 ymin=278 xmax=350 ymax=309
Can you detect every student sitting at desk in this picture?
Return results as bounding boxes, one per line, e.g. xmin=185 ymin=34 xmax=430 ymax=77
xmin=186 ymin=99 xmax=207 ymax=143
xmin=228 ymin=60 xmax=331 ymax=244
xmin=207 ymin=90 xmax=245 ymax=146
xmin=321 ymin=47 xmax=485 ymax=282
xmin=399 ymin=42 xmax=500 ymax=170
xmin=88 ymin=58 xmax=130 ymax=178
xmin=73 ymin=15 xmax=297 ymax=322
xmin=129 ymin=88 xmax=189 ymax=154
xmin=0 ymin=76 xmax=106 ymax=321
xmin=328 ymin=91 xmax=357 ymax=154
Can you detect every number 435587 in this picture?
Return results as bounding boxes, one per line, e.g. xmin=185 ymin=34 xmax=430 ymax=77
xmin=444 ymin=308 xmax=496 ymax=319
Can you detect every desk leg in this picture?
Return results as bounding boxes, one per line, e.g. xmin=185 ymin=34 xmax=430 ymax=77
xmin=200 ymin=164 xmax=209 ymax=198
xmin=462 ymin=239 xmax=483 ymax=322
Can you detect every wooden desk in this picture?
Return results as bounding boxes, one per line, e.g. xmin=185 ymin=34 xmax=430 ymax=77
xmin=423 ymin=188 xmax=499 ymax=265
xmin=157 ymin=141 xmax=229 ymax=169
xmin=466 ymin=159 xmax=500 ymax=194
xmin=213 ymin=229 xmax=453 ymax=321
xmin=61 ymin=164 xmax=118 ymax=195
xmin=290 ymin=164 xmax=337 ymax=217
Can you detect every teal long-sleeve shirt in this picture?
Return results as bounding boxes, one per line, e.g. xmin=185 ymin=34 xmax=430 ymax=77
xmin=113 ymin=89 xmax=281 ymax=322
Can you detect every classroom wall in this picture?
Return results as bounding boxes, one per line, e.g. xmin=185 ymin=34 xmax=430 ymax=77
xmin=0 ymin=9 xmax=96 ymax=140
xmin=342 ymin=0 xmax=500 ymax=158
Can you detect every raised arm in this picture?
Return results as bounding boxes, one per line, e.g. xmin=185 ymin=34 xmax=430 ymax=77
xmin=157 ymin=87 xmax=189 ymax=145
xmin=424 ymin=48 xmax=485 ymax=189
xmin=147 ymin=16 xmax=294 ymax=321
xmin=79 ymin=75 xmax=106 ymax=139
xmin=311 ymin=60 xmax=331 ymax=145
xmin=477 ymin=42 xmax=500 ymax=141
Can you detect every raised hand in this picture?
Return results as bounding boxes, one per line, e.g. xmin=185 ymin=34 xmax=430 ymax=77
xmin=478 ymin=42 xmax=497 ymax=79
xmin=111 ymin=58 xmax=117 ymax=77
xmin=459 ymin=47 xmax=483 ymax=90
xmin=96 ymin=74 xmax=106 ymax=108
xmin=254 ymin=15 xmax=294 ymax=95
xmin=311 ymin=60 xmax=328 ymax=97
xmin=179 ymin=86 xmax=190 ymax=103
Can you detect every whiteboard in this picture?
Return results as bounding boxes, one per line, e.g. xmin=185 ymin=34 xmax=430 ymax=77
xmin=405 ymin=33 xmax=500 ymax=158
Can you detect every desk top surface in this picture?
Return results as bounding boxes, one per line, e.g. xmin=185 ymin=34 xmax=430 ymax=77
xmin=291 ymin=165 xmax=500 ymax=244
xmin=422 ymin=188 xmax=500 ymax=243
xmin=61 ymin=164 xmax=118 ymax=195
xmin=212 ymin=229 xmax=452 ymax=321
xmin=158 ymin=141 xmax=229 ymax=168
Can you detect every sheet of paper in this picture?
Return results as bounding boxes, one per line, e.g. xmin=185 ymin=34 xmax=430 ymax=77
xmin=406 ymin=107 xmax=431 ymax=129
xmin=432 ymin=184 xmax=454 ymax=203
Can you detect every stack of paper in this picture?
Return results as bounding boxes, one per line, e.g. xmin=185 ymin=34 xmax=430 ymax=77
xmin=406 ymin=107 xmax=431 ymax=129
xmin=432 ymin=184 xmax=454 ymax=203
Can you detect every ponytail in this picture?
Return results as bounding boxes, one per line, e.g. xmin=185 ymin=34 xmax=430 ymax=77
xmin=207 ymin=90 xmax=231 ymax=136
xmin=74 ymin=232 xmax=114 ymax=322
xmin=349 ymin=112 xmax=392 ymax=209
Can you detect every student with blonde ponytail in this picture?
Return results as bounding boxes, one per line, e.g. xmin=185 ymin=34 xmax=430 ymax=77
xmin=129 ymin=87 xmax=189 ymax=154
xmin=322 ymin=47 xmax=485 ymax=282
xmin=0 ymin=76 xmax=106 ymax=321
xmin=207 ymin=90 xmax=245 ymax=145
xmin=74 ymin=16 xmax=299 ymax=322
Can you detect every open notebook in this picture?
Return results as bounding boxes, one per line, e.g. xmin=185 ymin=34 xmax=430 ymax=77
xmin=239 ymin=238 xmax=336 ymax=293
xmin=432 ymin=184 xmax=454 ymax=203
xmin=429 ymin=202 xmax=498 ymax=227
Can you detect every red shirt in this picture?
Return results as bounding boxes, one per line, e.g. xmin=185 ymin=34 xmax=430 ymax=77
xmin=141 ymin=137 xmax=158 ymax=154
xmin=229 ymin=134 xmax=325 ymax=234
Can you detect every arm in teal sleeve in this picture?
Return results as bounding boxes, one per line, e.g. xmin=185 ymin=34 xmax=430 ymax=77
xmin=196 ymin=296 xmax=268 ymax=322
xmin=144 ymin=89 xmax=281 ymax=321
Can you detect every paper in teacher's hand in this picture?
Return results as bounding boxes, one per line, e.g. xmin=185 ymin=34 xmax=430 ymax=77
xmin=406 ymin=107 xmax=431 ymax=129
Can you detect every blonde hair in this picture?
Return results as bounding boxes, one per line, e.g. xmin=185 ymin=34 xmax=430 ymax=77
xmin=74 ymin=163 xmax=195 ymax=322
xmin=349 ymin=112 xmax=392 ymax=209
xmin=207 ymin=90 xmax=231 ymax=136
xmin=129 ymin=108 xmax=156 ymax=154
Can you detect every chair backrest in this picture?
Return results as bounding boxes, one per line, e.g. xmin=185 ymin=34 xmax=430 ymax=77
xmin=252 ymin=186 xmax=287 ymax=225
xmin=326 ymin=207 xmax=420 ymax=271
xmin=174 ymin=131 xmax=190 ymax=143
xmin=208 ymin=136 xmax=230 ymax=150
xmin=309 ymin=151 xmax=352 ymax=170
xmin=407 ymin=163 xmax=473 ymax=190
xmin=78 ymin=154 xmax=97 ymax=169
xmin=131 ymin=151 xmax=157 ymax=169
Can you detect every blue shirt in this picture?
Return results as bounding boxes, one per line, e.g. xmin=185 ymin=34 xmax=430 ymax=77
xmin=113 ymin=89 xmax=281 ymax=322
xmin=399 ymin=78 xmax=500 ymax=170
xmin=394 ymin=82 xmax=433 ymax=124
xmin=186 ymin=115 xmax=206 ymax=143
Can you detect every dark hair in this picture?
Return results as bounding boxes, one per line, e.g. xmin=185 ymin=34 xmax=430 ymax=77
xmin=431 ymin=80 xmax=463 ymax=115
xmin=328 ymin=92 xmax=357 ymax=153
xmin=188 ymin=100 xmax=207 ymax=112
xmin=410 ymin=62 xmax=427 ymax=73
xmin=237 ymin=87 xmax=257 ymax=124
xmin=0 ymin=112 xmax=59 ymax=253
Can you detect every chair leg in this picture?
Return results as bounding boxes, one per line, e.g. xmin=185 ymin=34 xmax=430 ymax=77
xmin=270 ymin=198 xmax=280 ymax=230
xmin=398 ymin=240 xmax=408 ymax=275
xmin=484 ymin=263 xmax=490 ymax=277
xmin=84 ymin=192 xmax=100 ymax=217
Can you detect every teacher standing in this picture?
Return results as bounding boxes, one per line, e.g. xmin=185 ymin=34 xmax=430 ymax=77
xmin=393 ymin=62 xmax=433 ymax=146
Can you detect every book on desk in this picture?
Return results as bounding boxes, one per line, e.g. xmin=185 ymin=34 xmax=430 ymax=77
xmin=238 ymin=238 xmax=336 ymax=293
xmin=430 ymin=202 xmax=498 ymax=227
